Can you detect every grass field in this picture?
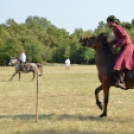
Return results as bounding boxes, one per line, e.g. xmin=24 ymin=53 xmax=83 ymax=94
xmin=0 ymin=65 xmax=134 ymax=134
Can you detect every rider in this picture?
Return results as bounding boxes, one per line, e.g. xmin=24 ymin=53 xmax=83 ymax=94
xmin=107 ymin=15 xmax=134 ymax=89
xmin=19 ymin=50 xmax=26 ymax=71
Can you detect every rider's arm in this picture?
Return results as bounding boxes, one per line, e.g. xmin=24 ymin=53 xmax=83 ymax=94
xmin=113 ymin=26 xmax=132 ymax=48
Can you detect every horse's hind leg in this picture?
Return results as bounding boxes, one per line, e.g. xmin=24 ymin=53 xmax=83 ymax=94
xmin=31 ymin=71 xmax=36 ymax=81
xmin=9 ymin=72 xmax=18 ymax=81
xmin=95 ymin=85 xmax=103 ymax=110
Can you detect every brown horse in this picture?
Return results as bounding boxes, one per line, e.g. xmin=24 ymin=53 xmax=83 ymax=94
xmin=80 ymin=33 xmax=134 ymax=117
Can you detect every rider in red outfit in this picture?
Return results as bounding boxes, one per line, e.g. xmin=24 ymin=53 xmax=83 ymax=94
xmin=107 ymin=15 xmax=134 ymax=89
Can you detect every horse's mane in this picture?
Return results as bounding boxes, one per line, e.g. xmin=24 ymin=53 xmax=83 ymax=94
xmin=98 ymin=33 xmax=115 ymax=61
xmin=98 ymin=33 xmax=114 ymax=56
xmin=11 ymin=57 xmax=19 ymax=60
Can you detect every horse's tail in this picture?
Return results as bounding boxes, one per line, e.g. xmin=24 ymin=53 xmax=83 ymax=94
xmin=36 ymin=63 xmax=43 ymax=76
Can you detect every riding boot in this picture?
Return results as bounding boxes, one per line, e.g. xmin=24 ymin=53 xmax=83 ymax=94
xmin=19 ymin=61 xmax=23 ymax=72
xmin=119 ymin=71 xmax=126 ymax=83
xmin=114 ymin=70 xmax=126 ymax=90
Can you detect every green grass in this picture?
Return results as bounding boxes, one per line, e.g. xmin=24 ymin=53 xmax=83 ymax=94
xmin=0 ymin=65 xmax=134 ymax=134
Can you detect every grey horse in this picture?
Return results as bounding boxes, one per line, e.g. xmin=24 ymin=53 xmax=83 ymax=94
xmin=8 ymin=57 xmax=43 ymax=81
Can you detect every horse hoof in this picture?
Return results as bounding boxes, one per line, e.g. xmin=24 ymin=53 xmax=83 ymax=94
xmin=99 ymin=114 xmax=107 ymax=117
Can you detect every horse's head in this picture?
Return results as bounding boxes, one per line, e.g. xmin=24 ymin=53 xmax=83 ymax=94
xmin=8 ymin=57 xmax=19 ymax=66
xmin=80 ymin=33 xmax=112 ymax=49
xmin=79 ymin=36 xmax=98 ymax=49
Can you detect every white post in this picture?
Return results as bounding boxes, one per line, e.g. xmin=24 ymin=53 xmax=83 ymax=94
xmin=36 ymin=71 xmax=39 ymax=122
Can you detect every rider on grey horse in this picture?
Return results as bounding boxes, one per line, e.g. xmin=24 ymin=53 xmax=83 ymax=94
xmin=19 ymin=50 xmax=26 ymax=71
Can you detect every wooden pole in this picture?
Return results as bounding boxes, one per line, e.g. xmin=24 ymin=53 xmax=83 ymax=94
xmin=36 ymin=71 xmax=39 ymax=122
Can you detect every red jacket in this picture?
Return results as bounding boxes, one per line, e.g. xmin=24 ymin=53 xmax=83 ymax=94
xmin=112 ymin=25 xmax=132 ymax=47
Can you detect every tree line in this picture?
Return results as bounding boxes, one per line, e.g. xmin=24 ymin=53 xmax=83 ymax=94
xmin=0 ymin=16 xmax=134 ymax=65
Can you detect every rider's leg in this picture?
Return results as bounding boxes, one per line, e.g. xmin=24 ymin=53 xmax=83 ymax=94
xmin=119 ymin=71 xmax=125 ymax=83
xmin=19 ymin=61 xmax=22 ymax=71
xmin=114 ymin=70 xmax=126 ymax=89
xmin=19 ymin=61 xmax=24 ymax=71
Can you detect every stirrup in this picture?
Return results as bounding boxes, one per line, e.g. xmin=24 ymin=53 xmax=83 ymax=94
xmin=114 ymin=82 xmax=126 ymax=90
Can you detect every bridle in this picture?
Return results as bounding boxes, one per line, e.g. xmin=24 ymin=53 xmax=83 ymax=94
xmin=85 ymin=37 xmax=97 ymax=50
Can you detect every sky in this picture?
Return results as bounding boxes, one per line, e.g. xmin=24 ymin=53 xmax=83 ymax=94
xmin=1 ymin=0 xmax=134 ymax=33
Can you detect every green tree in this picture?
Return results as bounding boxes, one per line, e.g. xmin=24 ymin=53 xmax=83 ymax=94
xmin=81 ymin=47 xmax=95 ymax=64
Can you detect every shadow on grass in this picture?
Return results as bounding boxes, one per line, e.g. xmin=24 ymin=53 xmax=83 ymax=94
xmin=0 ymin=113 xmax=114 ymax=122
xmin=0 ymin=80 xmax=8 ymax=82
xmin=13 ymin=129 xmax=134 ymax=134
xmin=14 ymin=129 xmax=113 ymax=134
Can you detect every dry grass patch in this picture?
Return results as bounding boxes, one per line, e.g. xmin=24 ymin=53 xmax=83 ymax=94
xmin=0 ymin=65 xmax=134 ymax=134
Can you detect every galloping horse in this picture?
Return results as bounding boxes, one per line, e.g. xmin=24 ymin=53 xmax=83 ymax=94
xmin=8 ymin=57 xmax=43 ymax=81
xmin=80 ymin=33 xmax=134 ymax=117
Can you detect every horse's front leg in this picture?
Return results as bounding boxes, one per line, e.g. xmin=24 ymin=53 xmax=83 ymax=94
xmin=9 ymin=72 xmax=18 ymax=81
xmin=19 ymin=72 xmax=21 ymax=81
xmin=95 ymin=85 xmax=103 ymax=110
xmin=100 ymin=85 xmax=110 ymax=117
